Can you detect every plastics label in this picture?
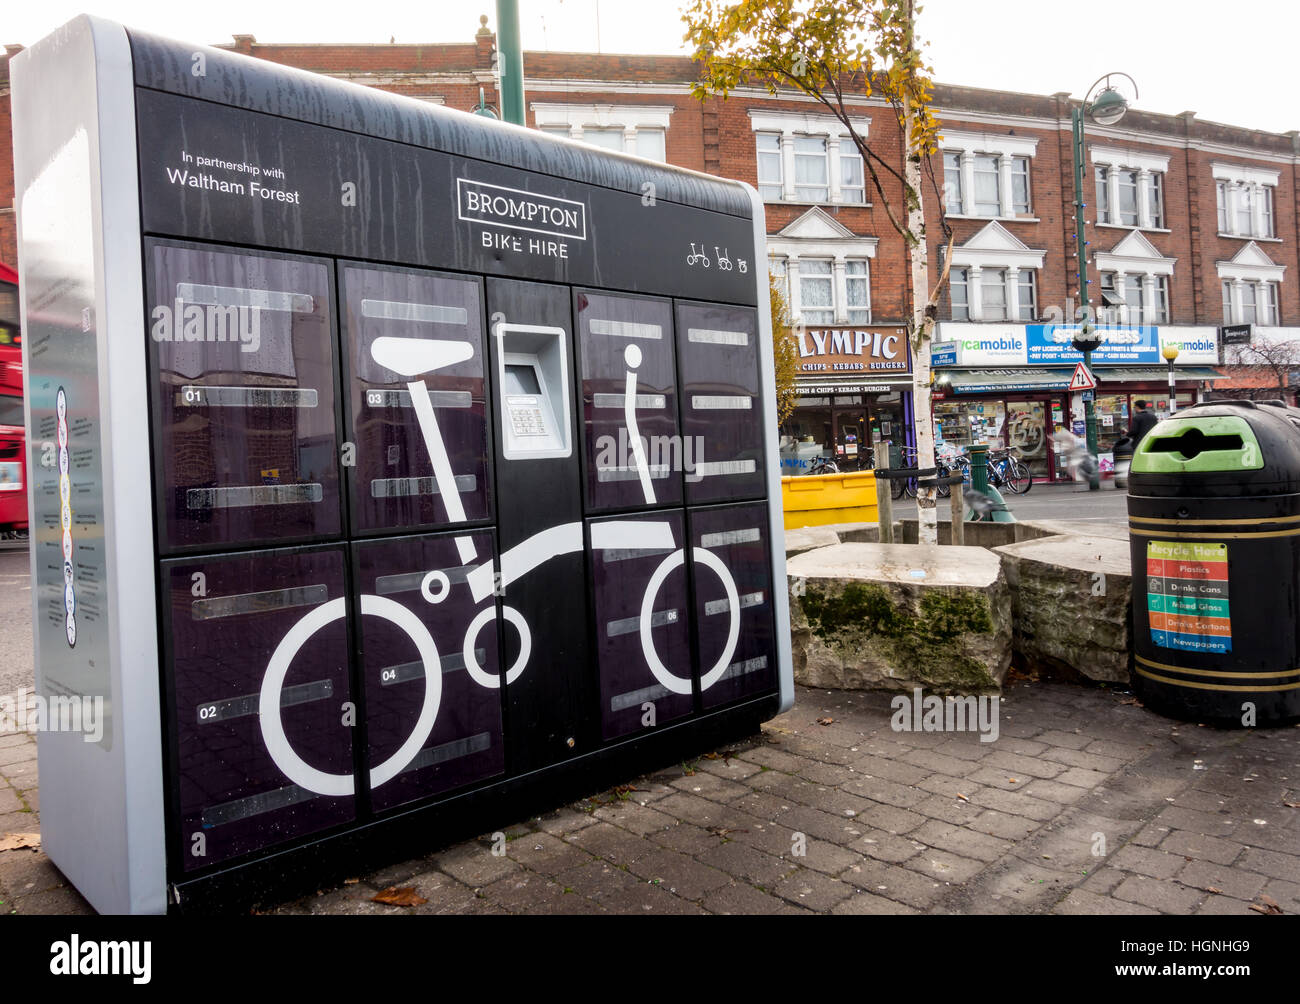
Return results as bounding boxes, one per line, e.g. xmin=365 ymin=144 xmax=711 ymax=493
xmin=1146 ymin=540 xmax=1230 ymax=653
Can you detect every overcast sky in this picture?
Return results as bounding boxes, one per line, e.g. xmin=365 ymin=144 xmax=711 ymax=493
xmin=6 ymin=0 xmax=1298 ymax=134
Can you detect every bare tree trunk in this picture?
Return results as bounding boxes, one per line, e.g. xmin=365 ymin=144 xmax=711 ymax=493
xmin=903 ymin=80 xmax=938 ymax=544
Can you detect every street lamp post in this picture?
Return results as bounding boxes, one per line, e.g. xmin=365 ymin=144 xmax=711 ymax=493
xmin=1163 ymin=341 xmax=1180 ymax=414
xmin=1070 ymin=73 xmax=1138 ymax=491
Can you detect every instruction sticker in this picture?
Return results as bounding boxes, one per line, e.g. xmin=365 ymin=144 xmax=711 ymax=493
xmin=1146 ymin=540 xmax=1230 ymax=653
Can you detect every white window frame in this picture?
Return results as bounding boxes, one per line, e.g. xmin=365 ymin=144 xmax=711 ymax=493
xmin=749 ymin=110 xmax=872 ymax=206
xmin=531 ymin=102 xmax=673 ymax=162
xmin=766 ymin=225 xmax=879 ymax=327
xmin=937 ymin=130 xmax=1039 ymax=219
xmin=1213 ymin=163 xmax=1281 ymax=240
xmin=1217 ymin=241 xmax=1287 ymax=325
xmin=948 ymin=221 xmax=1047 ymax=321
xmin=798 ymin=259 xmax=835 ymax=325
xmin=1090 ymin=147 xmax=1171 ymax=232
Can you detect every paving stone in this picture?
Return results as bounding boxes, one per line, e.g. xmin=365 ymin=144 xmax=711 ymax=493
xmin=1176 ymin=858 xmax=1268 ymax=902
xmin=966 ymin=766 xmax=1036 ymax=791
xmin=840 ymin=774 xmax=929 ymax=809
xmin=505 ymin=831 xmax=595 ymax=876
xmin=591 ymin=800 xmax=677 ymax=836
xmin=774 ymin=867 xmax=854 ymax=911
xmin=913 ymin=773 xmax=985 ymax=800
xmin=1054 ymin=767 xmax=1111 ymax=789
xmin=0 ymin=746 xmax=36 ymax=768
xmin=910 ymin=819 xmax=1012 ymax=863
xmin=1194 ymin=894 xmax=1259 ymax=915
xmin=1078 ymin=866 xmax=1128 ymax=895
xmin=984 ymin=750 xmax=1066 ymax=780
xmin=10 ymin=885 xmax=95 ymax=915
xmin=699 ymin=841 xmax=795 ymax=888
xmin=972 ymin=810 xmax=1041 ymax=842
xmin=625 ymin=848 xmax=731 ymax=900
xmin=738 ymin=746 xmax=808 ymax=774
xmin=796 ymin=836 xmax=863 ymax=876
xmin=1019 ymin=779 xmax=1090 ymax=804
xmin=649 ymin=822 xmax=724 ymax=856
xmin=566 ymin=822 xmax=660 ymax=866
xmin=535 ymin=806 xmax=602 ymax=836
xmin=653 ymin=792 xmax=761 ymax=831
xmin=856 ymin=829 xmax=924 ymax=864
xmin=729 ymin=790 xmax=795 ymax=822
xmin=1237 ymin=845 xmax=1300 ymax=882
xmin=1230 ymin=819 xmax=1300 ymax=855
xmin=1155 ymin=805 xmax=1242 ymax=838
xmin=968 ymin=786 xmax=1062 ymax=821
xmin=405 ymin=871 xmax=482 ymax=915
xmin=1084 ymin=739 xmax=1152 ymax=760
xmin=781 ymin=804 xmax=866 ymax=844
xmin=1112 ymin=874 xmax=1205 ymax=914
xmin=948 ymin=858 xmax=1079 ymax=915
xmin=1157 ymin=830 xmax=1244 ymax=866
xmin=1035 ymin=730 xmax=1094 ymax=750
xmin=703 ymin=881 xmax=809 ymax=915
xmin=695 ymin=756 xmax=764 ymax=781
xmin=831 ymin=891 xmax=920 ymax=915
xmin=433 ymin=840 xmax=522 ymax=888
xmin=1054 ymin=889 xmax=1159 ymax=916
xmin=726 ymin=818 xmax=800 ymax=857
xmin=671 ymin=771 xmax=752 ymax=802
xmin=1108 ymin=844 xmax=1188 ymax=880
xmin=0 ymin=786 xmax=22 ymax=814
xmin=478 ymin=871 xmax=606 ymax=915
xmin=902 ymin=848 xmax=986 ymax=884
xmin=839 ymin=859 xmax=945 ymax=910
xmin=1260 ymin=878 xmax=1300 ymax=913
xmin=847 ymin=753 xmax=930 ymax=785
xmin=912 ymin=793 xmax=986 ymax=827
xmin=900 ymin=749 xmax=982 ymax=778
xmin=1042 ymin=747 xmax=1125 ymax=772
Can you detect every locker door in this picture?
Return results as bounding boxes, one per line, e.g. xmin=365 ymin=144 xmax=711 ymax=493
xmin=588 ymin=510 xmax=693 ymax=740
xmin=689 ymin=503 xmax=779 ymax=710
xmin=675 ymin=302 xmax=765 ymax=504
xmin=145 ymin=240 xmax=342 ymax=552
xmin=353 ymin=533 xmax=505 ymax=813
xmin=161 ymin=547 xmax=354 ymax=872
xmin=575 ymin=290 xmax=682 ymax=511
xmin=340 ymin=264 xmax=492 ymax=534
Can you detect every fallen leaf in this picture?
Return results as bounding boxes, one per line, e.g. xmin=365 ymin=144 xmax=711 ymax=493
xmin=1249 ymin=894 xmax=1283 ymax=916
xmin=343 ymin=877 xmax=360 ymax=886
xmin=1207 ymin=886 xmax=1223 ymax=894
xmin=816 ymin=717 xmax=834 ymax=726
xmin=701 ymin=752 xmax=721 ymax=760
xmin=1283 ymin=800 xmax=1300 ymax=809
xmin=0 ymin=833 xmax=40 ymax=853
xmin=372 ymin=886 xmax=427 ymax=907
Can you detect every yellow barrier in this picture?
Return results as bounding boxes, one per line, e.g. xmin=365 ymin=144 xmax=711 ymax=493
xmin=781 ymin=470 xmax=880 ymax=530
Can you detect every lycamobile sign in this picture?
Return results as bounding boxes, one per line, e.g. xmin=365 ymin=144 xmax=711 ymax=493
xmin=932 ymin=323 xmax=1219 ymax=367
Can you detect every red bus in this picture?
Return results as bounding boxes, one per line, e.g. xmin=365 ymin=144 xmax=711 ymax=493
xmin=0 ymin=261 xmax=27 ymax=539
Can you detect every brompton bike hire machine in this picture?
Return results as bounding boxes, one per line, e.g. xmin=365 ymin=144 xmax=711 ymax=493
xmin=12 ymin=16 xmax=792 ymax=914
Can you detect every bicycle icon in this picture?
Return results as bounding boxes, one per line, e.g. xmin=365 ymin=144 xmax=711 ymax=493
xmin=258 ymin=324 xmax=742 ymax=797
xmin=715 ymin=247 xmax=733 ymax=271
xmin=686 ymin=243 xmax=711 ymax=268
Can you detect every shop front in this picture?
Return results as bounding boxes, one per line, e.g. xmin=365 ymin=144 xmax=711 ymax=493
xmin=932 ymin=323 xmax=1222 ymax=482
xmin=781 ymin=325 xmax=913 ymax=474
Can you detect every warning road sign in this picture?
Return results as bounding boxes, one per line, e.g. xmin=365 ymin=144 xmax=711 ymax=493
xmin=1068 ymin=362 xmax=1097 ymax=391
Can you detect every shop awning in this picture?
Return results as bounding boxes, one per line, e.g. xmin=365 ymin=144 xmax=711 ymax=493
xmin=1092 ymin=366 xmax=1224 ymax=382
xmin=941 ymin=369 xmax=1075 ymax=393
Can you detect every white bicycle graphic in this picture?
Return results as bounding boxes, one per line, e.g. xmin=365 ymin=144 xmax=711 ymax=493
xmin=258 ymin=323 xmax=742 ymax=797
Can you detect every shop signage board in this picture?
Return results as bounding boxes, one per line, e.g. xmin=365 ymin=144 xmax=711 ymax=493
xmin=932 ymin=323 xmax=1220 ymax=368
xmin=12 ymin=16 xmax=793 ymax=914
xmin=794 ymin=325 xmax=911 ymax=375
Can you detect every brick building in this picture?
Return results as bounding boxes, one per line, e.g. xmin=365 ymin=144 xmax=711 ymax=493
xmin=3 ymin=19 xmax=1298 ymax=479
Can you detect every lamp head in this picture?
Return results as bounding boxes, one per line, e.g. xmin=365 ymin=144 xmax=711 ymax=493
xmin=1162 ymin=341 xmax=1180 ymax=362
xmin=1089 ymin=86 xmax=1129 ymax=126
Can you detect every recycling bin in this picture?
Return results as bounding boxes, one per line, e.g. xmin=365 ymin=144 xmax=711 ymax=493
xmin=1128 ymin=400 xmax=1300 ymax=723
xmin=13 ymin=16 xmax=794 ymax=913
xmin=1112 ymin=435 xmax=1134 ymax=490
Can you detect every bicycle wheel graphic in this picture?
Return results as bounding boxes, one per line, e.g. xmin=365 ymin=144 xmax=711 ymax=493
xmin=258 ymin=595 xmax=442 ymax=797
xmin=640 ymin=547 xmax=740 ymax=695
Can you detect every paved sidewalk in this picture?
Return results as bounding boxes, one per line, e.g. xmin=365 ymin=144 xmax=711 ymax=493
xmin=2 ymin=682 xmax=1297 ymax=915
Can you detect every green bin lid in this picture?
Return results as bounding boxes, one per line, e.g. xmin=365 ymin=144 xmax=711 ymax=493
xmin=1129 ymin=401 xmax=1300 ymax=495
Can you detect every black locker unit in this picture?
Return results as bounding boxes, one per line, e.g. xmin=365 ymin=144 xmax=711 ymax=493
xmin=12 ymin=17 xmax=793 ymax=913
